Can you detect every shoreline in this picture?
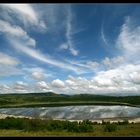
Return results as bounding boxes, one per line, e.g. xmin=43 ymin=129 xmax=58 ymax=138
xmin=0 ymin=113 xmax=140 ymax=124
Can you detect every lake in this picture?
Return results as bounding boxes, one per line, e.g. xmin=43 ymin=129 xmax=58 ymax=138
xmin=0 ymin=105 xmax=140 ymax=120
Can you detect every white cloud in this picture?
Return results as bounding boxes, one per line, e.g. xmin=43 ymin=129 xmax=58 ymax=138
xmin=69 ymin=47 xmax=79 ymax=56
xmin=0 ymin=22 xmax=81 ymax=74
xmin=51 ymin=79 xmax=65 ymax=88
xmin=36 ymin=81 xmax=49 ymax=89
xmin=58 ymin=8 xmax=79 ymax=56
xmin=0 ymin=52 xmax=20 ymax=65
xmin=15 ymin=81 xmax=28 ymax=87
xmin=0 ymin=4 xmax=46 ymax=30
xmin=116 ymin=16 xmax=140 ymax=62
xmin=38 ymin=4 xmax=63 ymax=32
xmin=65 ymin=79 xmax=75 ymax=86
xmin=3 ymin=4 xmax=38 ymax=22
xmin=0 ymin=19 xmax=36 ymax=47
xmin=66 ymin=56 xmax=125 ymax=74
xmin=65 ymin=59 xmax=100 ymax=74
xmin=32 ymin=70 xmax=45 ymax=80
xmin=22 ymin=66 xmax=54 ymax=82
xmin=90 ymin=64 xmax=140 ymax=93
xmin=129 ymin=71 xmax=140 ymax=84
xmin=0 ymin=84 xmax=11 ymax=93
xmin=101 ymin=26 xmax=109 ymax=47
xmin=59 ymin=43 xmax=68 ymax=50
xmin=47 ymin=64 xmax=140 ymax=95
xmin=63 ymin=6 xmax=79 ymax=56
xmin=12 ymin=81 xmax=28 ymax=93
xmin=0 ymin=81 xmax=51 ymax=93
xmin=86 ymin=61 xmax=100 ymax=70
xmin=0 ymin=65 xmax=23 ymax=77
xmin=0 ymin=5 xmax=82 ymax=74
xmin=102 ymin=56 xmax=125 ymax=69
xmin=64 ymin=76 xmax=91 ymax=94
xmin=0 ymin=52 xmax=23 ymax=77
xmin=9 ymin=40 xmax=80 ymax=73
xmin=1 ymin=63 xmax=140 ymax=95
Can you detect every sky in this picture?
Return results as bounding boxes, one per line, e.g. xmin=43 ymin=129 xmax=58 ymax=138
xmin=0 ymin=4 xmax=140 ymax=96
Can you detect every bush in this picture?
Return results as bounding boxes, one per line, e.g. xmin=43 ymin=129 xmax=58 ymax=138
xmin=78 ymin=123 xmax=93 ymax=132
xmin=92 ymin=122 xmax=98 ymax=125
xmin=118 ymin=119 xmax=129 ymax=125
xmin=82 ymin=119 xmax=93 ymax=125
xmin=104 ymin=124 xmax=117 ymax=132
xmin=102 ymin=120 xmax=110 ymax=125
xmin=123 ymin=119 xmax=129 ymax=124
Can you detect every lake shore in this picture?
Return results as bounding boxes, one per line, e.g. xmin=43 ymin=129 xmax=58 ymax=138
xmin=0 ymin=113 xmax=140 ymax=124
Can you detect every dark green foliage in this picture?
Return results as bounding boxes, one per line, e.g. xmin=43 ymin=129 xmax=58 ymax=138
xmin=78 ymin=121 xmax=93 ymax=132
xmin=0 ymin=118 xmax=93 ymax=132
xmin=102 ymin=120 xmax=110 ymax=125
xmin=92 ymin=122 xmax=98 ymax=125
xmin=104 ymin=124 xmax=117 ymax=132
xmin=82 ymin=119 xmax=93 ymax=125
xmin=0 ymin=117 xmax=26 ymax=130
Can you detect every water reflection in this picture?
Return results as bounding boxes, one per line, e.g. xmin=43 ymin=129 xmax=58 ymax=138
xmin=0 ymin=105 xmax=140 ymax=120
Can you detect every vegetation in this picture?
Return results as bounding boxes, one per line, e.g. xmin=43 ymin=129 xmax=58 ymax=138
xmin=0 ymin=117 xmax=94 ymax=132
xmin=0 ymin=117 xmax=139 ymax=136
xmin=104 ymin=124 xmax=117 ymax=132
xmin=0 ymin=92 xmax=140 ymax=108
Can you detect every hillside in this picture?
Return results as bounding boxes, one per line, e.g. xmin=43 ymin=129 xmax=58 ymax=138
xmin=0 ymin=92 xmax=140 ymax=108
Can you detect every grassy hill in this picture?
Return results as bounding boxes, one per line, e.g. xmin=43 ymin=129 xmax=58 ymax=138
xmin=0 ymin=92 xmax=140 ymax=108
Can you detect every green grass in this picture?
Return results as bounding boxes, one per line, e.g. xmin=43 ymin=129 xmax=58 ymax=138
xmin=0 ymin=117 xmax=139 ymax=136
xmin=0 ymin=124 xmax=139 ymax=136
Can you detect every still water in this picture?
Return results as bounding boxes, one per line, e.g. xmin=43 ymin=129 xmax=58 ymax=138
xmin=0 ymin=105 xmax=140 ymax=120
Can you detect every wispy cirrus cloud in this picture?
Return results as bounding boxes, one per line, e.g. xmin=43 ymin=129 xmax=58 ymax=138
xmin=66 ymin=7 xmax=79 ymax=56
xmin=0 ymin=5 xmax=83 ymax=74
xmin=0 ymin=52 xmax=20 ymax=66
xmin=0 ymin=65 xmax=23 ymax=77
xmin=0 ymin=19 xmax=36 ymax=47
xmin=101 ymin=26 xmax=109 ymax=47
xmin=59 ymin=6 xmax=79 ymax=56
xmin=0 ymin=4 xmax=46 ymax=30
xmin=0 ymin=52 xmax=22 ymax=77
xmin=9 ymin=39 xmax=81 ymax=73
xmin=66 ymin=55 xmax=125 ymax=74
xmin=116 ymin=16 xmax=140 ymax=62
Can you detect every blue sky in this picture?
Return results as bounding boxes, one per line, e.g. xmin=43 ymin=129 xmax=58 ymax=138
xmin=0 ymin=4 xmax=140 ymax=95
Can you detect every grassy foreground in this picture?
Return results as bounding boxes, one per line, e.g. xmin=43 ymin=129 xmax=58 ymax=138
xmin=0 ymin=117 xmax=139 ymax=136
xmin=0 ymin=124 xmax=140 ymax=136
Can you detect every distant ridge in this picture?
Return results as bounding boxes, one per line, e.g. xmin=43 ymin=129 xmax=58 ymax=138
xmin=0 ymin=92 xmax=59 ymax=96
xmin=0 ymin=92 xmax=140 ymax=97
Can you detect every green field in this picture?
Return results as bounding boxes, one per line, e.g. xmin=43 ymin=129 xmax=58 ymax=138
xmin=0 ymin=117 xmax=139 ymax=136
xmin=0 ymin=92 xmax=140 ymax=108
